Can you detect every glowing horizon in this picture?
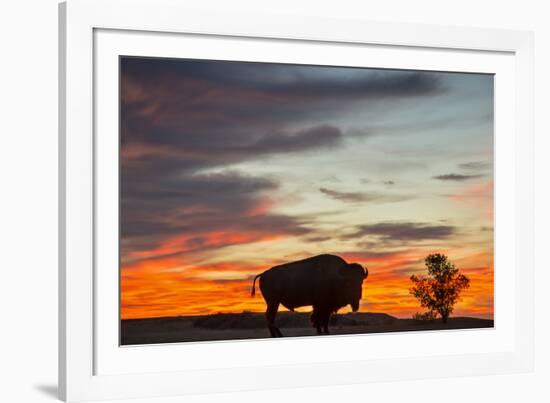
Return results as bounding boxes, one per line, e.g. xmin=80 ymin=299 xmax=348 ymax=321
xmin=120 ymin=57 xmax=494 ymax=321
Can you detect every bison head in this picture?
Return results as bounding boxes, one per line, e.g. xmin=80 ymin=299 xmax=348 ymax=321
xmin=339 ymin=263 xmax=368 ymax=312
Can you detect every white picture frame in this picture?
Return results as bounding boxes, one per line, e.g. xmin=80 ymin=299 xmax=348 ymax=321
xmin=59 ymin=0 xmax=534 ymax=401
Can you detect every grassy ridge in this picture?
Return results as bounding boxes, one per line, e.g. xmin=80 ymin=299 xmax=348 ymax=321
xmin=121 ymin=312 xmax=493 ymax=345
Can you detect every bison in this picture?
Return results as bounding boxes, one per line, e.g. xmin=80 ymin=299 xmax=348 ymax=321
xmin=251 ymin=254 xmax=368 ymax=337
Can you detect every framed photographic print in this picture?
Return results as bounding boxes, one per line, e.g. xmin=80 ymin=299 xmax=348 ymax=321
xmin=118 ymin=56 xmax=494 ymax=345
xmin=59 ymin=0 xmax=534 ymax=401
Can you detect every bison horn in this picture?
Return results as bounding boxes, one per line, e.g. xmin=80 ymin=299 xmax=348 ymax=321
xmin=363 ymin=267 xmax=369 ymax=279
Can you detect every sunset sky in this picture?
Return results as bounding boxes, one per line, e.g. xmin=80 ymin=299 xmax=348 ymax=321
xmin=120 ymin=57 xmax=494 ymax=320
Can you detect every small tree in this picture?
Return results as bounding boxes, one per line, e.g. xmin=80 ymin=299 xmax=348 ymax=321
xmin=409 ymin=253 xmax=470 ymax=323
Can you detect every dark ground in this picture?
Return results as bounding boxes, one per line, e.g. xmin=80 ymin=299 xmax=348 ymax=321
xmin=120 ymin=312 xmax=494 ymax=345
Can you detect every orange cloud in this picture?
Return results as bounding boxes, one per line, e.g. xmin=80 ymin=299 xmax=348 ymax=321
xmin=125 ymin=230 xmax=285 ymax=264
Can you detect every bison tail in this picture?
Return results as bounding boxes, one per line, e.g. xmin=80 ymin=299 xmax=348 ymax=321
xmin=251 ymin=274 xmax=262 ymax=297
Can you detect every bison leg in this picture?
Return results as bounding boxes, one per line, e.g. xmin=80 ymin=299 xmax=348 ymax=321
xmin=313 ymin=307 xmax=331 ymax=335
xmin=266 ymin=302 xmax=283 ymax=337
xmin=316 ymin=324 xmax=323 ymax=335
xmin=322 ymin=312 xmax=331 ymax=335
xmin=311 ymin=308 xmax=323 ymax=335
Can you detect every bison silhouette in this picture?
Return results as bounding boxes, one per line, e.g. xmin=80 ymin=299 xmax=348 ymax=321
xmin=251 ymin=254 xmax=368 ymax=337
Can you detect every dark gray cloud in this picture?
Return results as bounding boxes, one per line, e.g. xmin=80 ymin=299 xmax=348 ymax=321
xmin=121 ymin=125 xmax=344 ymax=182
xmin=345 ymin=222 xmax=456 ymax=242
xmin=320 ymin=188 xmax=375 ymax=203
xmin=259 ymin=69 xmax=443 ymax=99
xmin=121 ymin=171 xmax=312 ymax=262
xmin=121 ymin=57 xmax=445 ymax=171
xmin=304 ymin=235 xmax=333 ymax=243
xmin=122 ymin=57 xmax=444 ymax=102
xmin=250 ymin=125 xmax=342 ymax=154
xmin=122 ymin=171 xmax=276 ymax=217
xmin=433 ymin=173 xmax=483 ymax=181
xmin=458 ymin=161 xmax=492 ymax=171
xmin=319 ymin=187 xmax=412 ymax=204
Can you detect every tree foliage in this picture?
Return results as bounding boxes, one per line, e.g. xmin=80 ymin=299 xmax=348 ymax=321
xmin=409 ymin=253 xmax=470 ymax=323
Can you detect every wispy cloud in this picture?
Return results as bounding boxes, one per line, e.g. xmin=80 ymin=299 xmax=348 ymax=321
xmin=344 ymin=222 xmax=456 ymax=242
xmin=319 ymin=187 xmax=412 ymax=204
xmin=433 ymin=173 xmax=483 ymax=181
xmin=458 ymin=161 xmax=492 ymax=172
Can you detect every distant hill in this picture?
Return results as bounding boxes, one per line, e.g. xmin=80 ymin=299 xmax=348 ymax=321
xmin=192 ymin=311 xmax=397 ymax=330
